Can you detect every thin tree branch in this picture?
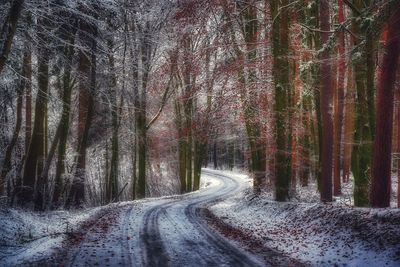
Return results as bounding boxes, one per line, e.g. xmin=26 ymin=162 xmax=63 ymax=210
xmin=146 ymin=77 xmax=173 ymax=130
xmin=343 ymin=0 xmax=361 ymax=16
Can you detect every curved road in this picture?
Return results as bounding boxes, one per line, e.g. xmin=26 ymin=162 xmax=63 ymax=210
xmin=67 ymin=169 xmax=263 ymax=267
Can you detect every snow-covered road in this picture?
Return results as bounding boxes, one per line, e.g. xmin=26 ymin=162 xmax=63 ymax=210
xmin=67 ymin=169 xmax=264 ymax=267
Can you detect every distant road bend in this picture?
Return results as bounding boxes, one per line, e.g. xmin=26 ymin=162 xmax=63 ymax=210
xmin=67 ymin=169 xmax=264 ymax=267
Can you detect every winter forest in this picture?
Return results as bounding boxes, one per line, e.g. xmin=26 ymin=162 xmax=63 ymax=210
xmin=1 ymin=0 xmax=400 ymax=266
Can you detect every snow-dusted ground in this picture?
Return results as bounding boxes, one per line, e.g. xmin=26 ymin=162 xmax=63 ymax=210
xmin=2 ymin=169 xmax=399 ymax=266
xmin=0 ymin=203 xmax=116 ymax=266
xmin=66 ymin=171 xmax=264 ymax=266
xmin=208 ymin=170 xmax=400 ymax=267
xmin=0 ymin=170 xmax=266 ymax=266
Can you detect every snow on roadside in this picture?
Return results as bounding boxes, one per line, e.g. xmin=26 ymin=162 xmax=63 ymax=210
xmin=0 ymin=205 xmax=112 ymax=266
xmin=208 ymin=170 xmax=400 ymax=267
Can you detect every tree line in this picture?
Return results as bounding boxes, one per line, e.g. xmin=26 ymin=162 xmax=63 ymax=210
xmin=0 ymin=0 xmax=399 ymax=210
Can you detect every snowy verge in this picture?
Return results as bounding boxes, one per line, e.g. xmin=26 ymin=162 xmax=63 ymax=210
xmin=206 ymin=170 xmax=400 ymax=267
xmin=0 ymin=203 xmax=122 ymax=266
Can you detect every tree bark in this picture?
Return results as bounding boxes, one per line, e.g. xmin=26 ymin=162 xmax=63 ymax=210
xmin=271 ymin=0 xmax=291 ymax=201
xmin=342 ymin=66 xmax=354 ymax=183
xmin=177 ymin=114 xmax=187 ymax=193
xmin=24 ymin=45 xmax=32 ymax=156
xmin=136 ymin=25 xmax=151 ymax=199
xmin=66 ymin=20 xmax=96 ymax=208
xmin=397 ymin=77 xmax=400 ymax=208
xmin=20 ymin=17 xmax=49 ymax=207
xmin=107 ymin=29 xmax=119 ymax=203
xmin=53 ymin=22 xmax=77 ymax=206
xmin=0 ymin=73 xmax=24 ymax=195
xmin=351 ymin=0 xmax=375 ymax=207
xmin=370 ymin=5 xmax=400 ymax=207
xmin=128 ymin=27 xmax=139 ymax=199
xmin=0 ymin=0 xmax=25 ymax=74
xmin=319 ymin=0 xmax=333 ymax=203
xmin=333 ymin=0 xmax=346 ymax=196
xmin=193 ymin=141 xmax=205 ymax=191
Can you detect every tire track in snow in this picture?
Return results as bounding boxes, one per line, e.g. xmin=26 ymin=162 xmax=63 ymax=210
xmin=120 ymin=206 xmax=134 ymax=265
xmin=140 ymin=203 xmax=172 ymax=267
xmin=184 ymin=171 xmax=261 ymax=266
xmin=138 ymin=170 xmax=263 ymax=267
xmin=64 ymin=170 xmax=264 ymax=267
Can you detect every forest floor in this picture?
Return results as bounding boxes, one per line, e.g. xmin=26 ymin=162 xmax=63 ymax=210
xmin=207 ymin=170 xmax=400 ymax=267
xmin=0 ymin=200 xmax=123 ymax=265
xmin=0 ymin=169 xmax=399 ymax=266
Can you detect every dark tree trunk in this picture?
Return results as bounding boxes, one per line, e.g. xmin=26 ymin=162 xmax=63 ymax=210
xmin=351 ymin=0 xmax=375 ymax=207
xmin=20 ymin=17 xmax=49 ymax=207
xmin=193 ymin=141 xmax=205 ymax=191
xmin=136 ymin=100 xmax=147 ymax=199
xmin=129 ymin=32 xmax=139 ymax=199
xmin=24 ymin=45 xmax=31 ymax=156
xmin=319 ymin=0 xmax=333 ymax=202
xmin=342 ymin=66 xmax=354 ymax=183
xmin=271 ymin=0 xmax=291 ymax=201
xmin=0 ymin=72 xmax=24 ymax=195
xmin=53 ymin=22 xmax=77 ymax=206
xmin=107 ymin=30 xmax=119 ymax=202
xmin=213 ymin=142 xmax=218 ymax=170
xmin=66 ymin=20 xmax=96 ymax=208
xmin=243 ymin=1 xmax=266 ymax=193
xmin=0 ymin=0 xmax=25 ymax=74
xmin=397 ymin=77 xmax=400 ymax=208
xmin=178 ymin=127 xmax=187 ymax=193
xmin=370 ymin=6 xmax=400 ymax=207
xmin=136 ymin=25 xmax=151 ymax=199
xmin=39 ymin=120 xmax=62 ymax=206
xmin=333 ymin=0 xmax=346 ymax=196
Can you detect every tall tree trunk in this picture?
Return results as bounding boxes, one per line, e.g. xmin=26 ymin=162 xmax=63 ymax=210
xmin=298 ymin=0 xmax=313 ymax=187
xmin=243 ymin=0 xmax=266 ymax=193
xmin=181 ymin=33 xmax=194 ymax=193
xmin=186 ymin=130 xmax=193 ymax=192
xmin=397 ymin=78 xmax=400 ymax=208
xmin=39 ymin=119 xmax=62 ymax=207
xmin=136 ymin=94 xmax=147 ymax=199
xmin=213 ymin=142 xmax=217 ymax=169
xmin=351 ymin=0 xmax=375 ymax=207
xmin=20 ymin=17 xmax=49 ymax=207
xmin=136 ymin=26 xmax=151 ymax=199
xmin=342 ymin=66 xmax=354 ymax=183
xmin=319 ymin=0 xmax=333 ymax=202
xmin=305 ymin=0 xmax=322 ymax=188
xmin=370 ymin=6 xmax=400 ymax=207
xmin=24 ymin=45 xmax=31 ymax=156
xmin=175 ymin=98 xmax=187 ymax=194
xmin=193 ymin=38 xmax=213 ymax=191
xmin=0 ymin=71 xmax=24 ymax=195
xmin=2 ymin=43 xmax=29 ymax=193
xmin=0 ymin=0 xmax=25 ymax=74
xmin=66 ymin=21 xmax=96 ymax=208
xmin=129 ymin=31 xmax=139 ymax=199
xmin=299 ymin=96 xmax=312 ymax=187
xmin=131 ymin=136 xmax=136 ymax=200
xmin=290 ymin=9 xmax=302 ymax=194
xmin=271 ymin=0 xmax=291 ymax=201
xmin=53 ymin=21 xmax=77 ymax=206
xmin=193 ymin=141 xmax=205 ymax=191
xmin=108 ymin=31 xmax=119 ymax=202
xmin=333 ymin=0 xmax=346 ymax=196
